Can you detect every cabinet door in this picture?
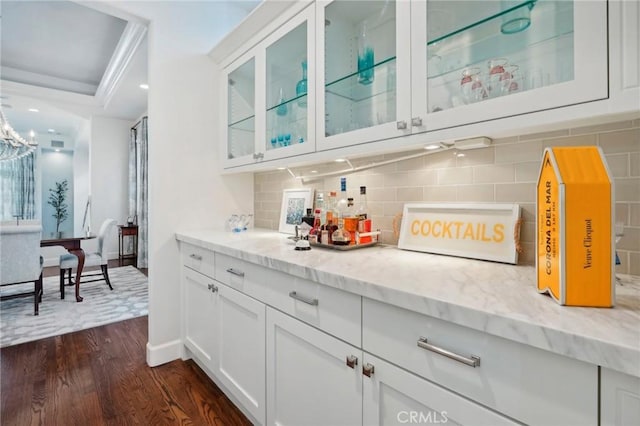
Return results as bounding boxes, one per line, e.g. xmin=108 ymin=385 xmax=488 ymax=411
xmin=223 ymin=51 xmax=258 ymax=168
xmin=363 ymin=353 xmax=517 ymax=426
xmin=215 ymin=282 xmax=266 ymax=424
xmin=266 ymin=307 xmax=362 ymax=426
xmin=260 ymin=4 xmax=316 ymax=162
xmin=316 ymin=0 xmax=413 ymax=151
xmin=183 ymin=267 xmax=217 ymax=369
xmin=412 ymin=0 xmax=608 ymax=131
xmin=601 ymin=368 xmax=640 ymax=426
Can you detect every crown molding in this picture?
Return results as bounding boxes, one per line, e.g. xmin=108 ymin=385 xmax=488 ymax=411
xmin=0 ymin=66 xmax=98 ymax=96
xmin=95 ymin=21 xmax=147 ymax=108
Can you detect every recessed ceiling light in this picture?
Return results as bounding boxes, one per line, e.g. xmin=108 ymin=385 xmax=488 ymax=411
xmin=424 ymin=144 xmax=440 ymax=150
xmin=311 ymin=170 xmax=318 ymax=173
xmin=47 ymin=128 xmax=55 ymax=133
xmin=456 ymin=152 xmax=465 ymax=157
xmin=276 ymin=167 xmax=286 ymax=170
xmin=335 ymin=158 xmax=346 ymax=162
xmin=139 ymin=84 xmax=149 ymax=90
xmin=55 ymin=149 xmax=60 ymax=152
xmin=28 ymin=108 xmax=39 ymax=112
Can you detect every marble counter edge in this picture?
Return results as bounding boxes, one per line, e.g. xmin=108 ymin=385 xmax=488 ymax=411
xmin=175 ymin=231 xmax=640 ymax=378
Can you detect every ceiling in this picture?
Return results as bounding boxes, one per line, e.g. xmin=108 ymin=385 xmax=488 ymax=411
xmin=0 ymin=0 xmax=260 ymax=149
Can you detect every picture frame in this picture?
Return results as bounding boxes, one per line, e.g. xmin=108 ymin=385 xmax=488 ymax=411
xmin=279 ymin=188 xmax=314 ymax=234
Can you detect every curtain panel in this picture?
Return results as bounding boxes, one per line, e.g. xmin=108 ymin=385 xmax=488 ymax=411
xmin=0 ymin=152 xmax=36 ymax=221
xmin=128 ymin=117 xmax=148 ymax=268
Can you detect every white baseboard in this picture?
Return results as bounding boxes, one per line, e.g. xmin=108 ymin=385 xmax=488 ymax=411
xmin=146 ymin=339 xmax=182 ymax=367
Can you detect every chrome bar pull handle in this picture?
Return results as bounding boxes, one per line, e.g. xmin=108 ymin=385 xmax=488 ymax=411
xmin=288 ymin=291 xmax=318 ymax=306
xmin=417 ymin=337 xmax=480 ymax=368
xmin=411 ymin=117 xmax=423 ymax=127
xmin=346 ymin=355 xmax=358 ymax=369
xmin=189 ymin=253 xmax=203 ymax=261
xmin=226 ymin=268 xmax=245 ymax=277
xmin=362 ymin=363 xmax=375 ymax=377
xmin=396 ymin=120 xmax=408 ymax=130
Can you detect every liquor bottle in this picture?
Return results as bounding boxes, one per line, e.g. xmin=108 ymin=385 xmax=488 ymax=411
xmin=355 ymin=186 xmax=368 ymax=219
xmin=331 ymin=217 xmax=351 ymax=246
xmin=346 ymin=197 xmax=355 ymax=217
xmin=315 ymin=192 xmax=326 ymax=225
xmin=336 ymin=177 xmax=348 ymax=218
xmin=325 ymin=191 xmax=337 ymax=226
xmin=309 ymin=208 xmax=322 ymax=243
xmin=295 ymin=59 xmax=308 ymax=107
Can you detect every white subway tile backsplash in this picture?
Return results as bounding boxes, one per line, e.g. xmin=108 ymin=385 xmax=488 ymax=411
xmin=253 ymin=120 xmax=640 ymax=266
xmin=438 ymin=167 xmax=473 ymax=185
xmin=456 ymin=184 xmax=494 ymax=202
xmin=473 ymin=164 xmax=515 ymax=183
xmin=599 ymin=129 xmax=640 ymax=154
xmin=495 ymin=140 xmax=543 ymax=164
xmin=495 ymin=183 xmax=536 ymax=202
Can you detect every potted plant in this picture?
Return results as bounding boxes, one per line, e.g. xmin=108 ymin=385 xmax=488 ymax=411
xmin=48 ymin=179 xmax=69 ymax=238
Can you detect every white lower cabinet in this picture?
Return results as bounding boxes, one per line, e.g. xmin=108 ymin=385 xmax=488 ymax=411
xmin=183 ymin=267 xmax=217 ymax=367
xmin=215 ymin=282 xmax=266 ymax=424
xmin=362 ymin=353 xmax=516 ymax=426
xmin=601 ymin=367 xmax=640 ymax=426
xmin=266 ymin=307 xmax=362 ymax=426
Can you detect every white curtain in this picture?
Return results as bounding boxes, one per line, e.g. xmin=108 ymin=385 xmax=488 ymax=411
xmin=0 ymin=152 xmax=36 ymax=221
xmin=129 ymin=117 xmax=148 ymax=268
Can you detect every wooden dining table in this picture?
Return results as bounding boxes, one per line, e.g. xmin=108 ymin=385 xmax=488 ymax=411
xmin=40 ymin=235 xmax=95 ymax=302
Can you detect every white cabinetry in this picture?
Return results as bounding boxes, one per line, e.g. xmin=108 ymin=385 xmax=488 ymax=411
xmin=222 ymin=4 xmax=316 ymax=168
xmin=362 ymin=353 xmax=516 ymax=426
xmin=266 ymin=307 xmax=362 ymax=426
xmin=609 ymin=0 xmax=640 ymax=113
xmin=601 ymin=367 xmax=640 ymax=426
xmin=183 ymin=267 xmax=217 ymax=368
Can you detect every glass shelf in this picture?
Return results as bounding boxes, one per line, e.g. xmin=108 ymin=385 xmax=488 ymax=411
xmin=426 ymin=0 xmax=573 ymax=79
xmin=325 ymin=56 xmax=396 ymax=103
xmin=266 ymin=94 xmax=308 ymax=113
xmin=228 ymin=115 xmax=255 ymax=131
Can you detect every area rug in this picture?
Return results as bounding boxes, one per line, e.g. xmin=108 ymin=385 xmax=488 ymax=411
xmin=0 ymin=266 xmax=148 ymax=348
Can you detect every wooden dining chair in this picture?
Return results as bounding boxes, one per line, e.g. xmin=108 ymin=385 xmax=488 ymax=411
xmin=59 ymin=219 xmax=117 ymax=299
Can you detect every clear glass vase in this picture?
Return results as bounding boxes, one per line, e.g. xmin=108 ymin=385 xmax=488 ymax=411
xmin=295 ymin=60 xmax=308 ymax=107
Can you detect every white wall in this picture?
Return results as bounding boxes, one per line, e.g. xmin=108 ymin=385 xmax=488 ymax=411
xmin=73 ymin=120 xmax=91 ymax=236
xmin=40 ymin=150 xmax=74 ymax=238
xmin=87 ymin=115 xmax=131 ymax=258
xmin=105 ymin=2 xmax=254 ymax=366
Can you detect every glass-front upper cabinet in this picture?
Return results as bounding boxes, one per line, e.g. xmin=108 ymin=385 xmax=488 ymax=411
xmin=412 ymin=0 xmax=608 ymax=131
xmin=261 ymin=5 xmax=316 ymax=162
xmin=316 ymin=0 xmax=413 ymax=151
xmin=222 ymin=5 xmax=315 ymax=168
xmin=226 ymin=56 xmax=256 ymax=166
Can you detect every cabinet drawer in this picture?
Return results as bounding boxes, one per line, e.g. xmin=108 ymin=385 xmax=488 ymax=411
xmin=181 ymin=243 xmax=215 ymax=278
xmin=363 ymin=298 xmax=597 ymax=426
xmin=215 ymin=253 xmax=361 ymax=346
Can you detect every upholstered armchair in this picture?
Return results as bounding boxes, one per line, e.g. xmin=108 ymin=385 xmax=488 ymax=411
xmin=0 ymin=223 xmax=44 ymax=315
xmin=59 ymin=219 xmax=117 ymax=298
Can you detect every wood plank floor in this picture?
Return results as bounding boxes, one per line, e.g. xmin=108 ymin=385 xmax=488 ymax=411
xmin=1 ymin=316 xmax=251 ymax=425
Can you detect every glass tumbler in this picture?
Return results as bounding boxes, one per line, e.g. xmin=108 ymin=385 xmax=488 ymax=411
xmin=460 ymin=68 xmax=486 ymax=104
xmin=487 ymin=58 xmax=508 ymax=98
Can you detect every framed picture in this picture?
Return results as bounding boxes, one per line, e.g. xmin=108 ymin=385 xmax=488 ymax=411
xmin=279 ymin=188 xmax=314 ymax=234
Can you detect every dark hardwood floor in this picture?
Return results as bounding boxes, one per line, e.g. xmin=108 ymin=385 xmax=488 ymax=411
xmin=2 ymin=265 xmax=250 ymax=425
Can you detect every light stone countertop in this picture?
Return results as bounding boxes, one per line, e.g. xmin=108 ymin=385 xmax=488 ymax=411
xmin=175 ymin=228 xmax=640 ymax=378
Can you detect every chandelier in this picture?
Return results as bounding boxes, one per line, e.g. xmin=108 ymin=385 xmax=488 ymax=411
xmin=1 ymin=108 xmax=38 ymax=161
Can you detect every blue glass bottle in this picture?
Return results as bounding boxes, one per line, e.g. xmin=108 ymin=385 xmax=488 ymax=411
xmin=295 ymin=60 xmax=308 ymax=107
xmin=357 ymin=21 xmax=374 ymax=85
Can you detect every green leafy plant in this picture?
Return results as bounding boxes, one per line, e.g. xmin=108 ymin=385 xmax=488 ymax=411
xmin=47 ymin=179 xmax=69 ymax=233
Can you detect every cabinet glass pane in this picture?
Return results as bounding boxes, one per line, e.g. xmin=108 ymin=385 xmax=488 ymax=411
xmin=427 ymin=0 xmax=574 ymax=113
xmin=325 ymin=1 xmax=396 ymax=137
xmin=266 ymin=22 xmax=308 ymax=151
xmin=228 ymin=58 xmax=255 ymax=159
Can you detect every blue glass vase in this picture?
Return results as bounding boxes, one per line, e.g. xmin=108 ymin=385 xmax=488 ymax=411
xmin=357 ymin=21 xmax=374 ymax=85
xmin=295 ymin=60 xmax=308 ymax=107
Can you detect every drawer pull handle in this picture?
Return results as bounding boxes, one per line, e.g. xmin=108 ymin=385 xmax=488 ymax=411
xmin=189 ymin=254 xmax=203 ymax=261
xmin=362 ymin=363 xmax=375 ymax=377
xmin=346 ymin=355 xmax=358 ymax=369
xmin=207 ymin=283 xmax=219 ymax=293
xmin=411 ymin=117 xmax=423 ymax=127
xmin=288 ymin=291 xmax=318 ymax=306
xmin=417 ymin=337 xmax=480 ymax=368
xmin=396 ymin=120 xmax=408 ymax=130
xmin=226 ymin=268 xmax=245 ymax=277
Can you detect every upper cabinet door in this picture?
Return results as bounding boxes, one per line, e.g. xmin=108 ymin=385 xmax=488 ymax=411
xmin=316 ymin=0 xmax=413 ymax=151
xmin=224 ymin=52 xmax=257 ymax=168
xmin=412 ymin=0 xmax=608 ymax=131
xmin=261 ymin=5 xmax=316 ymax=162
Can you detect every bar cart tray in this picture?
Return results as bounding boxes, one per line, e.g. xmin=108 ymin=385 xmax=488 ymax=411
xmin=310 ymin=240 xmax=379 ymax=251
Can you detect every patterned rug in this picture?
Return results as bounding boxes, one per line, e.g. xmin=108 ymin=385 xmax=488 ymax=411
xmin=0 ymin=266 xmax=148 ymax=348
